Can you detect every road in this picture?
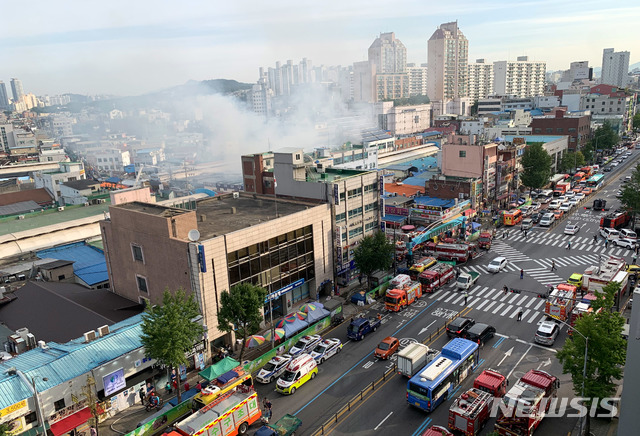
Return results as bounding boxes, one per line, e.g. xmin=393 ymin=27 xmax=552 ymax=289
xmin=254 ymin=147 xmax=639 ymax=436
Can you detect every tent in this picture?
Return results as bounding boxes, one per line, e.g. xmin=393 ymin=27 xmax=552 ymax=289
xmin=282 ymin=317 xmax=309 ymax=338
xmin=216 ymin=370 xmax=239 ymax=385
xmin=305 ymin=302 xmax=331 ymax=323
xmin=198 ymin=356 xmax=240 ymax=381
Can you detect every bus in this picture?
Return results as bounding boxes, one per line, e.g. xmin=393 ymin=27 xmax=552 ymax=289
xmin=586 ymin=174 xmax=605 ymax=190
xmin=406 ymin=338 xmax=480 ymax=412
xmin=503 ymin=209 xmax=523 ymax=226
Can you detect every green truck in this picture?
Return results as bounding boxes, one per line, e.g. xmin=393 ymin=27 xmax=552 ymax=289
xmin=254 ymin=414 xmax=302 ymax=436
xmin=456 ymin=271 xmax=480 ymax=291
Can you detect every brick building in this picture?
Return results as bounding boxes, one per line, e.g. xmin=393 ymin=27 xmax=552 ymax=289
xmin=530 ymin=110 xmax=591 ymax=151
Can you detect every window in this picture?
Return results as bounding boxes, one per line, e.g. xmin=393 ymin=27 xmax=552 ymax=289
xmin=25 ymin=412 xmax=37 ymax=424
xmin=335 ymin=212 xmax=346 ymax=222
xmin=136 ymin=276 xmax=148 ymax=293
xmin=131 ymin=245 xmax=144 ymax=262
xmin=54 ymin=398 xmax=66 ymax=411
xmin=545 ymin=128 xmax=553 ymax=133
xmin=459 ymin=150 xmax=466 ymax=158
xmin=556 ymin=128 xmax=563 ymax=133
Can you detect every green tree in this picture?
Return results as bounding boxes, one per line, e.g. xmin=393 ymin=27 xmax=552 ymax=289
xmin=592 ymin=121 xmax=620 ymax=150
xmin=619 ymin=164 xmax=640 ymax=219
xmin=0 ymin=423 xmax=11 ymax=436
xmin=353 ymin=231 xmax=394 ymax=290
xmin=632 ymin=113 xmax=640 ymax=130
xmin=582 ymin=142 xmax=595 ymax=164
xmin=556 ymin=281 xmax=626 ymax=435
xmin=558 ymin=151 xmax=586 ymax=172
xmin=520 ymin=142 xmax=552 ymax=193
xmin=140 ymin=288 xmax=204 ymax=403
xmin=217 ymin=283 xmax=266 ymax=363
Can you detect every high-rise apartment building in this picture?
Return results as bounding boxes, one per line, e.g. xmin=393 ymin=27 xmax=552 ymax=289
xmin=10 ymin=78 xmax=24 ymax=102
xmin=427 ymin=21 xmax=469 ymax=101
xmin=467 ymin=59 xmax=493 ymax=101
xmin=601 ymin=48 xmax=630 ymax=88
xmin=493 ymin=56 xmax=546 ymax=98
xmin=0 ymin=82 xmax=8 ymax=108
xmin=368 ymin=32 xmax=409 ymax=101
xmin=407 ymin=63 xmax=428 ymax=96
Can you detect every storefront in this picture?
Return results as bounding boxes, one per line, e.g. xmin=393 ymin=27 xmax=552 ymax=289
xmin=263 ymin=279 xmax=307 ymax=319
xmin=48 ymin=407 xmax=92 ymax=436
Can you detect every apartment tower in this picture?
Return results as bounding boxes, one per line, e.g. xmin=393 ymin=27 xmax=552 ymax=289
xmin=427 ymin=21 xmax=469 ymax=101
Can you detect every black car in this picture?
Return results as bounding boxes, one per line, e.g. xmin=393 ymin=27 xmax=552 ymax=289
xmin=464 ymin=323 xmax=496 ymax=345
xmin=530 ymin=212 xmax=541 ymax=223
xmin=604 ymin=167 xmax=612 ymax=172
xmin=446 ymin=317 xmax=475 ymax=338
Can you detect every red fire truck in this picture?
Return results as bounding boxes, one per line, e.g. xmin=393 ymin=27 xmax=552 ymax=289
xmin=473 ymin=369 xmax=508 ymax=397
xmin=494 ymin=370 xmax=558 ymax=436
xmin=544 ymin=283 xmax=577 ymax=322
xmin=385 ymin=281 xmax=421 ymax=312
xmin=435 ymin=243 xmax=479 ymax=263
xmin=477 ymin=232 xmax=493 ymax=249
xmin=448 ymin=388 xmax=493 ymax=435
xmin=418 ymin=262 xmax=454 ymax=293
xmin=600 ymin=211 xmax=630 ymax=229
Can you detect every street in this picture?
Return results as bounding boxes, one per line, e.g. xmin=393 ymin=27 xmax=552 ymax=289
xmin=253 ymin=149 xmax=639 ymax=436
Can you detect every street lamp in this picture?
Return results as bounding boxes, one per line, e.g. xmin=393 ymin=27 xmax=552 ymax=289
xmin=31 ymin=375 xmax=49 ymax=435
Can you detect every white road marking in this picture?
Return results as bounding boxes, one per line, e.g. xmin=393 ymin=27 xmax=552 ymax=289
xmin=374 ymin=412 xmax=393 ymax=430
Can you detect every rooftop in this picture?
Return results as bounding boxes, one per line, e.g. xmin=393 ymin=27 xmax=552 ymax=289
xmin=413 ymin=196 xmax=458 ymax=208
xmin=503 ymin=135 xmax=566 ymax=144
xmin=305 ymin=167 xmax=374 ymax=183
xmin=62 ymin=179 xmax=101 ymax=190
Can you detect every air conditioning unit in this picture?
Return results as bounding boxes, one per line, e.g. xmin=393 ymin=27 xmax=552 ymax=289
xmin=97 ymin=325 xmax=110 ymax=337
xmin=58 ymin=206 xmax=65 ymax=211
xmin=83 ymin=331 xmax=97 ymax=343
xmin=18 ymin=215 xmax=25 ymax=220
xmin=232 ymin=192 xmax=240 ymax=199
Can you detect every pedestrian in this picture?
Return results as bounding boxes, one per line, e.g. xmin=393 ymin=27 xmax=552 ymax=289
xmin=593 ymin=234 xmax=598 ymax=243
xmin=263 ymin=397 xmax=269 ymax=410
xmin=520 ymin=225 xmax=524 ymax=233
xmin=551 ymin=260 xmax=556 ymax=271
xmin=358 ymin=274 xmax=362 ymax=285
xmin=520 ymin=269 xmax=524 ymax=279
xmin=605 ymin=239 xmax=609 ymax=249
xmin=635 ymin=245 xmax=640 ymax=255
xmin=464 ymin=292 xmax=468 ymax=305
xmin=503 ymin=285 xmax=509 ymax=295
xmin=524 ymin=230 xmax=528 ymax=239
xmin=566 ymin=241 xmax=571 ymax=250
xmin=633 ymin=254 xmax=637 ymax=265
xmin=265 ymin=398 xmax=272 ymax=411
xmin=90 ymin=427 xmax=97 ymax=436
xmin=139 ymin=386 xmax=145 ymax=405
xmin=517 ymin=308 xmax=523 ymax=321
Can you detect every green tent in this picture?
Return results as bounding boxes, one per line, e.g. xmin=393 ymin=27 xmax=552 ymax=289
xmin=198 ymin=356 xmax=241 ymax=381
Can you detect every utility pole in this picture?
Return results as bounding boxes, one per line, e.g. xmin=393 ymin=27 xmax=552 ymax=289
xmin=83 ymin=375 xmax=99 ymax=436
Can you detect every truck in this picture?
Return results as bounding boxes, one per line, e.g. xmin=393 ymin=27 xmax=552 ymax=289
xmin=494 ymin=370 xmax=558 ymax=436
xmin=254 ymin=414 xmax=302 ymax=436
xmin=582 ymin=256 xmax=626 ymax=293
xmin=396 ymin=343 xmax=438 ymax=377
xmin=435 ymin=242 xmax=479 ymax=263
xmin=600 ymin=211 xmax=630 ymax=229
xmin=473 ymin=369 xmax=508 ymax=397
xmin=169 ymin=390 xmax=261 ymax=436
xmin=448 ymin=388 xmax=493 ymax=435
xmin=418 ymin=262 xmax=454 ymax=293
xmin=544 ymin=283 xmax=577 ymax=322
xmin=553 ymin=181 xmax=571 ymax=196
xmin=477 ymin=232 xmax=493 ymax=249
xmin=456 ymin=271 xmax=480 ymax=292
xmin=409 ymin=256 xmax=437 ymax=280
xmin=346 ymin=316 xmax=381 ymax=341
xmin=385 ymin=281 xmax=422 ymax=311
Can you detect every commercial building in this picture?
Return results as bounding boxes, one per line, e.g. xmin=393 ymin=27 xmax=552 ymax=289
xmin=242 ymin=152 xmax=275 ymax=195
xmin=467 ymin=59 xmax=493 ymax=101
xmin=407 ymin=63 xmax=428 ymax=96
xmin=504 ymin=135 xmax=568 ymax=173
xmin=427 ymin=21 xmax=469 ymax=101
xmin=601 ymin=48 xmax=630 ymax=88
xmin=32 ymin=162 xmax=87 ymax=204
xmin=375 ymin=102 xmax=432 ymax=136
xmin=530 ymin=110 xmax=591 ymax=151
xmin=0 ymin=81 xmax=9 ymax=108
xmin=101 ymin=192 xmax=333 ymax=350
xmin=493 ymin=56 xmax=546 ymax=98
xmin=84 ymin=148 xmax=131 ymax=173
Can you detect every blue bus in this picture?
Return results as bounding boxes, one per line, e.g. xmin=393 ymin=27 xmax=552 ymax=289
xmin=586 ymin=174 xmax=605 ymax=189
xmin=406 ymin=338 xmax=479 ymax=412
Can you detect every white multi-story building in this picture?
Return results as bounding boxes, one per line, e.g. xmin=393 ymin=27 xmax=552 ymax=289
xmin=533 ymin=95 xmax=560 ymax=110
xmin=427 ymin=21 xmax=469 ymax=101
xmin=467 ymin=59 xmax=493 ymax=101
xmin=375 ymin=102 xmax=432 ymax=135
xmin=86 ymin=148 xmax=131 ymax=172
xmin=580 ymin=93 xmax=630 ymax=115
xmin=601 ymin=48 xmax=630 ymax=88
xmin=407 ymin=63 xmax=428 ymax=96
xmin=353 ymin=61 xmax=376 ymax=103
xmin=33 ymin=162 xmax=86 ymax=202
xmin=249 ymin=79 xmax=273 ymax=116
xmin=493 ymin=56 xmax=546 ymax=98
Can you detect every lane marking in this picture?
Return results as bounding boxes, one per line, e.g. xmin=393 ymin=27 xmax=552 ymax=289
xmin=374 ymin=412 xmax=393 ymax=431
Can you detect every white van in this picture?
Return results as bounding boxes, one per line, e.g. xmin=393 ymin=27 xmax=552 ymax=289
xmin=275 ymin=353 xmax=318 ymax=395
xmin=539 ymin=213 xmax=555 ymax=227
xmin=540 ymin=189 xmax=553 ymax=198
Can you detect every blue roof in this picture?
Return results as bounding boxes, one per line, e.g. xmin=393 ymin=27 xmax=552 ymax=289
xmin=529 ymin=108 xmax=544 ymax=116
xmin=37 ymin=242 xmax=105 ymax=270
xmin=423 ymin=131 xmax=442 ymax=137
xmin=382 ymin=215 xmax=406 ymax=223
xmin=194 ymin=188 xmax=217 ymax=197
xmin=75 ymin=263 xmax=109 ymax=286
xmin=504 ymin=135 xmax=566 ymax=144
xmin=0 ymin=315 xmax=145 ymax=409
xmin=105 ymin=176 xmax=121 ymax=183
xmin=413 ymin=197 xmax=457 ymax=208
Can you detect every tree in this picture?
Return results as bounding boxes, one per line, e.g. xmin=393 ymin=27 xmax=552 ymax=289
xmin=140 ymin=288 xmax=204 ymax=404
xmin=632 ymin=113 xmax=640 ymax=130
xmin=582 ymin=142 xmax=595 ymax=164
xmin=619 ymin=163 xmax=640 ymax=220
xmin=0 ymin=423 xmax=11 ymax=436
xmin=82 ymin=375 xmax=100 ymax=436
xmin=217 ymin=283 xmax=266 ymax=363
xmin=591 ymin=121 xmax=619 ymax=151
xmin=556 ymin=282 xmax=626 ymax=435
xmin=558 ymin=151 xmax=586 ymax=172
xmin=353 ymin=231 xmax=394 ymax=290
xmin=520 ymin=142 xmax=552 ymax=193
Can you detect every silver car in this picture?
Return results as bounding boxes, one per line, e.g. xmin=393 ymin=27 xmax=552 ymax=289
xmin=535 ymin=321 xmax=560 ymax=346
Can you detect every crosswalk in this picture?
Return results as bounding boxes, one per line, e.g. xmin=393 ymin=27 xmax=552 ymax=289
xmin=432 ymin=284 xmax=549 ymax=324
xmin=489 ymin=241 xmax=531 ymax=262
xmin=504 ymin=232 xmax=636 ymax=256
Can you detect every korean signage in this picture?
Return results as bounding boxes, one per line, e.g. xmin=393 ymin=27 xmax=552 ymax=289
xmin=414 ymin=204 xmax=443 ymax=211
xmin=0 ymin=400 xmax=27 ymax=422
xmin=385 ymin=206 xmax=409 ymax=216
xmin=103 ymin=368 xmax=126 ymax=396
xmin=333 ymin=184 xmax=340 ymax=205
xmin=335 ymin=225 xmax=342 ymax=247
xmin=264 ymin=278 xmax=305 ymax=303
xmin=48 ymin=400 xmax=88 ymax=425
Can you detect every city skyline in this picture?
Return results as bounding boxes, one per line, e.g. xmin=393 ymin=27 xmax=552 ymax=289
xmin=2 ymin=0 xmax=639 ymax=96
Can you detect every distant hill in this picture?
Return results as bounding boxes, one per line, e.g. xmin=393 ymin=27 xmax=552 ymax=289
xmin=156 ymin=79 xmax=253 ymax=97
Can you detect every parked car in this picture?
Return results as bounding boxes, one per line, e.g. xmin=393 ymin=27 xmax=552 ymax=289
xmin=446 ymin=317 xmax=475 ymax=338
xmin=487 ymin=256 xmax=507 ymax=273
xmin=614 ymin=238 xmax=636 ymax=249
xmin=530 ymin=212 xmax=542 ymax=223
xmin=464 ymin=323 xmax=496 ymax=345
xmin=534 ymin=321 xmax=560 ymax=346
xmin=600 ymin=228 xmax=620 ymax=240
xmin=374 ymin=336 xmax=400 ymax=360
xmin=256 ymin=354 xmax=293 ymax=383
xmin=564 ymin=223 xmax=580 ymax=235
xmin=309 ymin=338 xmax=342 ymax=364
xmin=289 ymin=335 xmax=322 ymax=356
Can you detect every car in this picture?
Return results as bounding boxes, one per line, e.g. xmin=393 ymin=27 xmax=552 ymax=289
xmin=521 ymin=218 xmax=533 ymax=230
xmin=446 ymin=317 xmax=475 ymax=338
xmin=613 ymin=238 xmax=636 ymax=249
xmin=553 ymin=210 xmax=564 ymax=220
xmin=535 ymin=321 xmax=560 ymax=346
xmin=374 ymin=336 xmax=399 ymax=360
xmin=622 ymin=155 xmax=629 ymax=160
xmin=517 ymin=197 xmax=526 ymax=205
xmin=256 ymin=354 xmax=293 ymax=383
xmin=625 ymin=175 xmax=632 ymax=181
xmin=569 ymin=198 xmax=580 ymax=207
xmin=487 ymin=256 xmax=507 ymax=273
xmin=519 ymin=206 xmax=532 ymax=216
xmin=557 ymin=195 xmax=568 ymax=203
xmin=310 ymin=338 xmax=342 ymax=364
xmin=530 ymin=202 xmax=541 ymax=211
xmin=564 ymin=223 xmax=580 ymax=235
xmin=572 ymin=187 xmax=582 ymax=193
xmin=548 ymin=200 xmax=562 ymax=210
xmin=530 ymin=212 xmax=542 ymax=223
xmin=559 ymin=202 xmax=571 ymax=212
xmin=626 ymin=264 xmax=640 ymax=274
xmin=600 ymin=228 xmax=620 ymax=240
xmin=541 ymin=196 xmax=553 ymax=204
xmin=582 ymin=188 xmax=593 ymax=195
xmin=604 ymin=167 xmax=612 ymax=172
xmin=565 ymin=191 xmax=575 ymax=199
xmin=539 ymin=213 xmax=555 ymax=227
xmin=289 ymin=335 xmax=322 ymax=356
xmin=575 ymin=192 xmax=585 ymax=200
xmin=612 ymin=162 xmax=619 ymax=167
xmin=464 ymin=323 xmax=496 ymax=345
xmin=420 ymin=426 xmax=454 ymax=436
xmin=620 ymin=229 xmax=637 ymax=242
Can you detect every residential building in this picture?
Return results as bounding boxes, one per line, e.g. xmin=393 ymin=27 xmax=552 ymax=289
xmin=530 ymin=110 xmax=591 ymax=151
xmin=493 ymin=57 xmax=546 ymax=98
xmin=431 ymin=97 xmax=473 ymax=117
xmin=7 ymin=127 xmax=38 ymax=156
xmin=427 ymin=21 xmax=469 ymax=101
xmin=557 ymin=61 xmax=592 ymax=90
xmin=248 ymin=79 xmax=273 ymax=116
xmin=375 ymin=73 xmax=410 ymax=101
xmin=580 ymin=92 xmax=630 ymax=116
xmin=601 ymin=48 xmax=630 ymax=88
xmin=407 ymin=63 xmax=428 ymax=96
xmin=101 ymin=193 xmax=333 ymax=349
xmin=534 ymin=95 xmax=560 ymax=110
xmin=459 ymin=120 xmax=483 ymax=136
xmin=10 ymin=78 xmax=24 ymax=102
xmin=315 ymin=143 xmax=379 ymax=171
xmin=353 ymin=60 xmax=376 ymax=103
xmin=86 ymin=148 xmax=131 ymax=173
xmin=368 ymin=32 xmax=409 ymax=101
xmin=32 ymin=162 xmax=86 ymax=203
xmin=59 ymin=179 xmax=102 ymax=205
xmin=375 ymin=102 xmax=432 ymax=135
xmin=242 ymin=152 xmax=276 ymax=195
xmin=132 ymin=148 xmax=165 ymax=168
xmin=0 ymin=123 xmax=14 ymax=153
xmin=0 ymin=81 xmax=8 ymax=108
xmin=476 ymin=97 xmax=502 ymax=115
xmin=467 ymin=59 xmax=493 ymax=101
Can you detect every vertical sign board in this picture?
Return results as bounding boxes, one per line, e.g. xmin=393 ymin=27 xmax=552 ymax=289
xmin=335 ymin=226 xmax=343 ymax=267
xmin=333 ymin=184 xmax=340 ymax=205
xmin=378 ymin=174 xmax=385 ymax=220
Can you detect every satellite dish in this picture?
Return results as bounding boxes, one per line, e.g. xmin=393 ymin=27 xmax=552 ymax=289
xmin=187 ymin=229 xmax=201 ymax=242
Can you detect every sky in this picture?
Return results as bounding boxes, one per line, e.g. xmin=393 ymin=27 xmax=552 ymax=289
xmin=2 ymin=0 xmax=639 ymax=96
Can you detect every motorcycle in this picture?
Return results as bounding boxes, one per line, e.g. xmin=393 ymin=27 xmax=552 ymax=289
xmin=145 ymin=396 xmax=163 ymax=412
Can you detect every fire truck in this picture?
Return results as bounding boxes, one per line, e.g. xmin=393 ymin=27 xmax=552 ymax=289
xmin=477 ymin=232 xmax=493 ymax=249
xmin=582 ymin=256 xmax=627 ymax=294
xmin=409 ymin=256 xmax=437 ymax=280
xmin=473 ymin=369 xmax=508 ymax=397
xmin=600 ymin=211 xmax=630 ymax=229
xmin=435 ymin=243 xmax=478 ymax=263
xmin=494 ymin=370 xmax=558 ymax=436
xmin=448 ymin=388 xmax=493 ymax=435
xmin=418 ymin=262 xmax=454 ymax=293
xmin=544 ymin=283 xmax=577 ymax=322
xmin=569 ymin=293 xmax=602 ymax=336
xmin=385 ymin=281 xmax=422 ymax=312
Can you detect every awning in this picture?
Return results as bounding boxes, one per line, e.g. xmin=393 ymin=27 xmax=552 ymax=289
xmin=49 ymin=408 xmax=92 ymax=436
xmin=463 ymin=209 xmax=475 ymax=217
